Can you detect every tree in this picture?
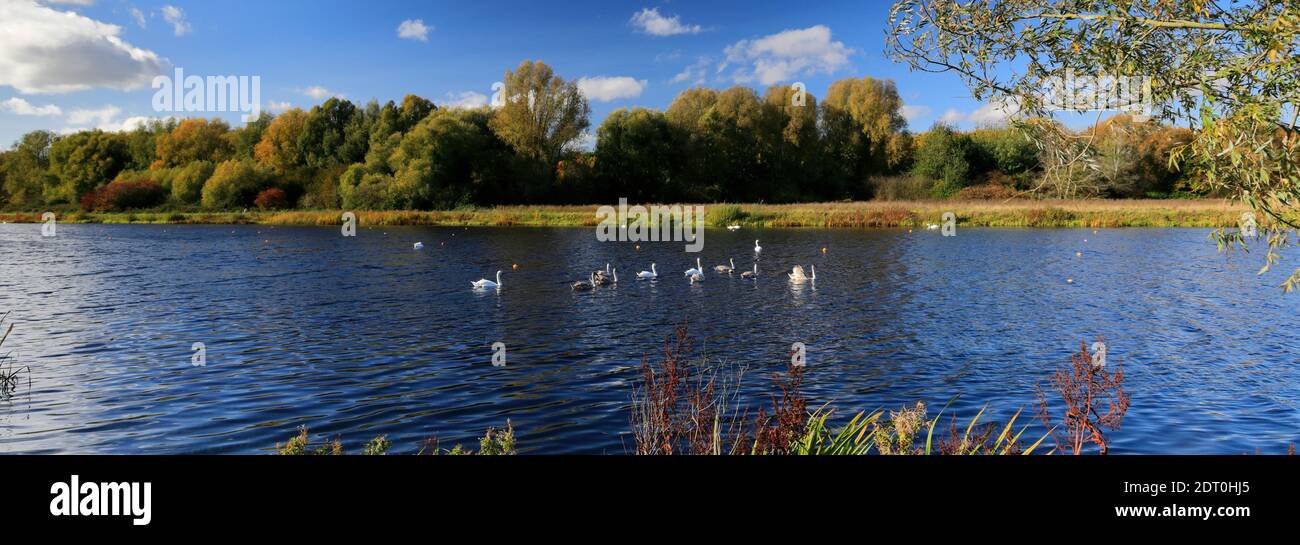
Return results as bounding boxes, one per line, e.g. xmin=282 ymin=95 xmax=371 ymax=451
xmin=0 ymin=131 xmax=58 ymax=207
xmin=887 ymin=0 xmax=1300 ymax=289
xmin=255 ymin=108 xmax=309 ymax=175
xmin=762 ymin=85 xmax=821 ymax=201
xmin=822 ymin=77 xmax=913 ymax=198
xmin=299 ymin=98 xmax=367 ymax=168
xmin=595 ymin=108 xmax=680 ymax=202
xmin=231 ymin=113 xmax=274 ymax=160
xmin=153 ymin=118 xmax=233 ymax=168
xmin=49 ymin=130 xmax=130 ymax=204
xmin=911 ymin=124 xmax=971 ymax=197
xmin=201 ymin=159 xmax=272 ymax=209
xmin=488 ymin=60 xmax=590 ymax=169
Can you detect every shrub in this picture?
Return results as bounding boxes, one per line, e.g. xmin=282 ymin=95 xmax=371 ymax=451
xmin=911 ymin=124 xmax=972 ymax=192
xmin=870 ymin=175 xmax=934 ymax=200
xmin=1036 ymin=339 xmax=1130 ymax=454
xmin=254 ymin=188 xmax=289 ymax=210
xmin=171 ymin=161 xmax=215 ymax=205
xmin=80 ymin=179 xmax=167 ymax=211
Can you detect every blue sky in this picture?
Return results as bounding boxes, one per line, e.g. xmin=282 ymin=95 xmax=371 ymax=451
xmin=0 ymin=0 xmax=1014 ymax=148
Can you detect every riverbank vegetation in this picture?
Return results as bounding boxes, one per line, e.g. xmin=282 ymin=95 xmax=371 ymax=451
xmin=275 ymin=421 xmax=516 ymax=455
xmin=0 ymin=199 xmax=1246 ymax=228
xmin=0 ymin=311 xmax=29 ymax=398
xmin=0 ymin=57 xmax=1228 ymax=217
xmin=628 ymin=325 xmax=1118 ymax=455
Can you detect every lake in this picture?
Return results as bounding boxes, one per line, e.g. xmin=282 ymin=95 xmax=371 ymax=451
xmin=1 ymin=223 xmax=1297 ymax=454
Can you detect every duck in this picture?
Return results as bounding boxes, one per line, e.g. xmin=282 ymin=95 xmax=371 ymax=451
xmin=741 ymin=263 xmax=757 ymax=279
xmin=471 ymin=270 xmax=503 ymax=290
xmin=637 ymin=263 xmax=658 ymax=279
xmin=714 ymin=258 xmax=736 ymax=274
xmin=572 ymin=272 xmax=596 ymax=291
xmin=684 ymin=257 xmax=703 ymax=276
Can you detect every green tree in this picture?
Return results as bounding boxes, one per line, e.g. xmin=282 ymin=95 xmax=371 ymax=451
xmin=231 ymin=113 xmax=274 ymax=161
xmin=822 ymin=77 xmax=913 ymax=198
xmin=911 ymin=124 xmax=971 ymax=197
xmin=201 ymin=159 xmax=272 ymax=209
xmin=594 ymin=108 xmax=680 ymax=202
xmin=0 ymin=131 xmax=58 ymax=207
xmin=49 ymin=130 xmax=130 ymax=204
xmin=488 ymin=60 xmax=590 ymax=169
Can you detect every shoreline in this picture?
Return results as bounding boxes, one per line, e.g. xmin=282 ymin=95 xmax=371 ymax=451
xmin=0 ymin=199 xmax=1246 ymax=229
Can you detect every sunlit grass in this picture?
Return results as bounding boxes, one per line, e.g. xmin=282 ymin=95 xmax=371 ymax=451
xmin=0 ymin=199 xmax=1246 ymax=228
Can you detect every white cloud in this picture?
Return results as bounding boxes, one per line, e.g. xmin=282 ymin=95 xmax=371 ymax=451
xmin=722 ymin=25 xmax=854 ymax=85
xmin=266 ymin=100 xmax=292 ymax=113
xmin=938 ymin=98 xmax=1023 ymax=126
xmin=670 ymin=57 xmax=711 ymax=85
xmin=444 ymin=91 xmax=488 ymax=109
xmin=301 ymin=86 xmax=340 ymax=100
xmin=44 ymin=0 xmax=96 ymax=5
xmin=900 ymin=105 xmax=931 ymax=123
xmin=565 ymin=131 xmax=597 ymax=152
xmin=577 ymin=76 xmax=647 ymax=102
xmin=0 ymin=0 xmax=167 ymax=94
xmin=1 ymin=97 xmax=63 ymax=116
xmin=129 ymin=7 xmax=146 ymax=28
xmin=161 ymin=5 xmax=190 ymax=36
xmin=630 ymin=8 xmax=703 ymax=36
xmin=66 ymin=105 xmax=120 ymax=126
xmin=397 ymin=19 xmax=431 ymax=41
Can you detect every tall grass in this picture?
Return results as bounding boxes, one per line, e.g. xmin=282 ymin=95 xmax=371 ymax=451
xmin=0 ymin=311 xmax=29 ymax=398
xmin=1 ymin=199 xmax=1246 ymax=228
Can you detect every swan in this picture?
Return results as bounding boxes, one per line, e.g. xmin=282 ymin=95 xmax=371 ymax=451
xmin=594 ymin=263 xmax=611 ymax=282
xmin=727 ymin=225 xmax=740 ymax=231
xmin=688 ymin=270 xmax=704 ymax=283
xmin=788 ymin=265 xmax=816 ymax=282
xmin=572 ymin=272 xmax=595 ymax=291
xmin=714 ymin=258 xmax=735 ymax=274
xmin=926 ymin=224 xmax=940 ymax=230
xmin=472 ymin=270 xmax=502 ymax=289
xmin=413 ymin=242 xmax=424 ymax=250
xmin=684 ymin=257 xmax=702 ymax=276
xmin=741 ymin=263 xmax=757 ymax=279
xmin=595 ymin=268 xmax=617 ymax=286
xmin=754 ymin=240 xmax=762 ymax=253
xmin=637 ymin=263 xmax=657 ymax=279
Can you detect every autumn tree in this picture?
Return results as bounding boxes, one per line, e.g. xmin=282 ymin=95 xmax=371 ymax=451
xmin=254 ymin=108 xmax=309 ymax=175
xmin=153 ymin=118 xmax=233 ymax=169
xmin=48 ymin=130 xmax=130 ymax=203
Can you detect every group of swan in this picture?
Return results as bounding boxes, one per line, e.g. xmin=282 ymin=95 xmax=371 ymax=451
xmin=472 ymin=239 xmax=819 ymax=291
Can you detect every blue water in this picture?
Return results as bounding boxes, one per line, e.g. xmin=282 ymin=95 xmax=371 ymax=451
xmin=0 ymin=223 xmax=1297 ymax=454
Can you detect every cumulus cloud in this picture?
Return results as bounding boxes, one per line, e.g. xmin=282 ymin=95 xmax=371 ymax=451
xmin=630 ymin=8 xmax=703 ymax=36
xmin=66 ymin=105 xmax=120 ymax=126
xmin=161 ymin=5 xmax=190 ymax=36
xmin=0 ymin=97 xmax=63 ymax=116
xmin=576 ymin=76 xmax=647 ymax=102
xmin=444 ymin=91 xmax=488 ymax=109
xmin=721 ymin=25 xmax=854 ymax=85
xmin=0 ymin=0 xmax=167 ymax=94
xmin=899 ymin=104 xmax=931 ymax=123
xmin=397 ymin=19 xmax=431 ymax=41
xmin=300 ymin=86 xmax=341 ymax=100
xmin=670 ymin=57 xmax=711 ymax=85
xmin=938 ymin=98 xmax=1023 ymax=126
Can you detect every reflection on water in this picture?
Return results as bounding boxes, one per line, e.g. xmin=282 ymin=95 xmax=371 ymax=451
xmin=0 ymin=223 xmax=1297 ymax=454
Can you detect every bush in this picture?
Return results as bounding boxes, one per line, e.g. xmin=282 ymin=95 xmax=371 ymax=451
xmin=869 ymin=175 xmax=934 ymax=201
xmin=911 ymin=124 xmax=972 ymax=192
xmin=171 ymin=161 xmax=215 ymax=205
xmin=80 ymin=179 xmax=167 ymax=211
xmin=254 ymin=188 xmax=289 ymax=210
xmin=201 ymin=159 xmax=272 ymax=209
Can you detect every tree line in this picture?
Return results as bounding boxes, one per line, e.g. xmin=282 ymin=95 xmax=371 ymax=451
xmin=0 ymin=60 xmax=1201 ymax=213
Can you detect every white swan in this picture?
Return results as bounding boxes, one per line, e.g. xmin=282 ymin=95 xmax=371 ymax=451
xmin=788 ymin=265 xmax=816 ymax=282
xmin=688 ymin=270 xmax=704 ymax=283
xmin=573 ymin=272 xmax=595 ymax=291
xmin=727 ymin=225 xmax=741 ymax=231
xmin=413 ymin=242 xmax=424 ymax=250
xmin=595 ymin=268 xmax=617 ymax=286
xmin=637 ymin=263 xmax=657 ymax=279
xmin=472 ymin=270 xmax=502 ymax=289
xmin=714 ymin=258 xmax=735 ymax=273
xmin=754 ymin=240 xmax=762 ymax=253
xmin=741 ymin=263 xmax=757 ymax=279
xmin=684 ymin=257 xmax=702 ymax=276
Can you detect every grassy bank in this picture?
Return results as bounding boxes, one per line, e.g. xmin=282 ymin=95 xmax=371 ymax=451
xmin=0 ymin=199 xmax=1247 ymax=229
